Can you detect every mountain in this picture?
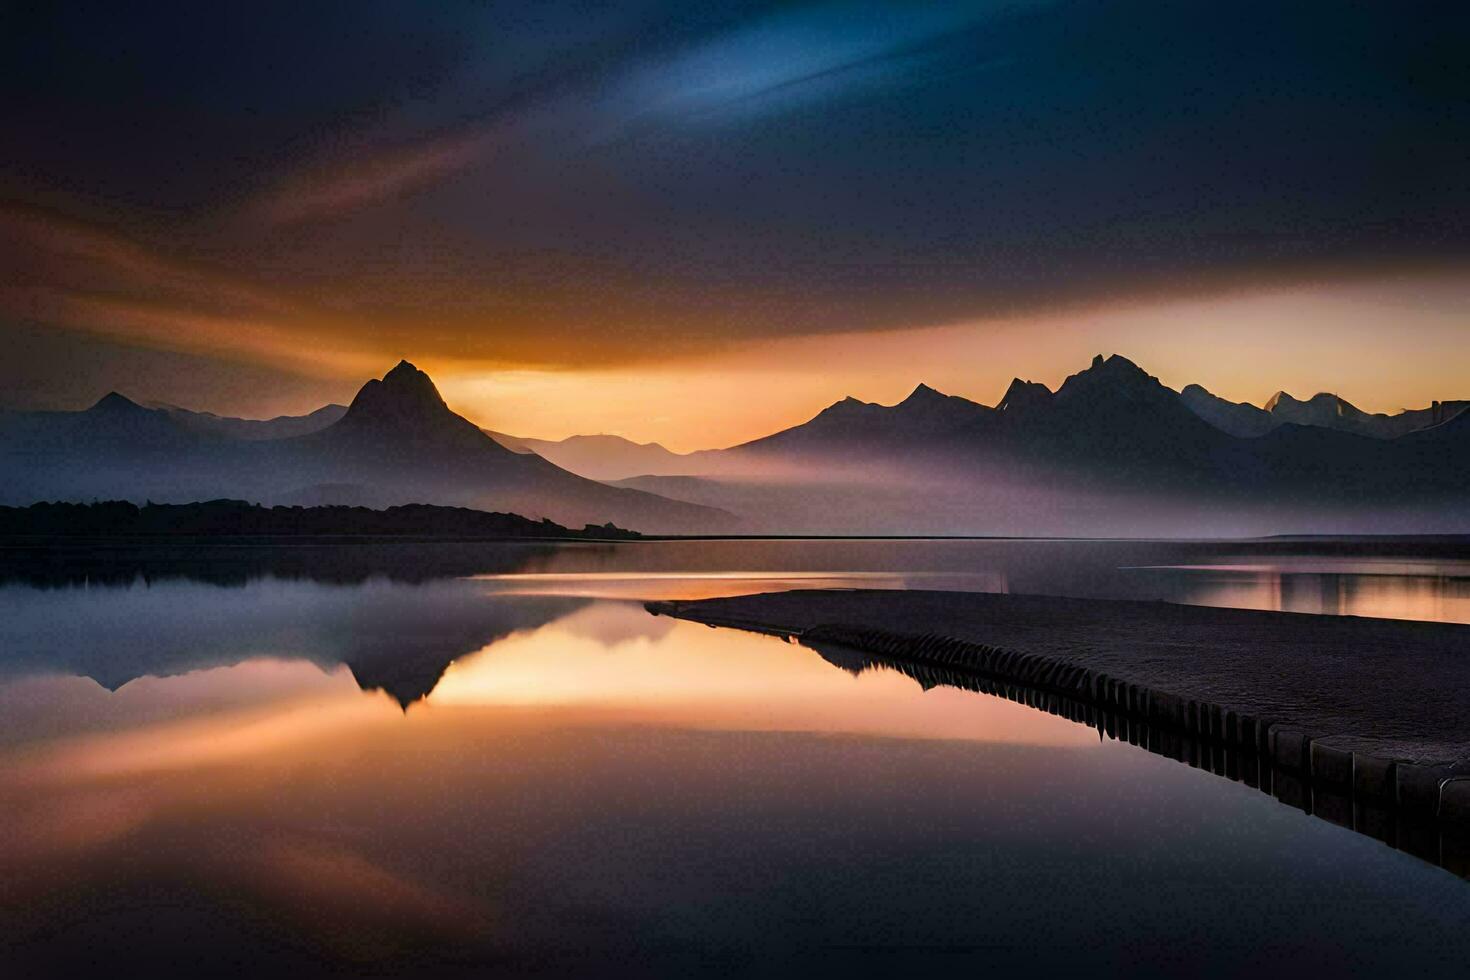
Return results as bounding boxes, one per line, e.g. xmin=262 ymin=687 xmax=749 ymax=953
xmin=0 ymin=393 xmax=346 ymax=449
xmin=257 ymin=361 xmax=735 ymax=532
xmin=1179 ymin=384 xmax=1277 ymax=437
xmin=150 ymin=402 xmax=347 ymax=440
xmin=1181 ymin=384 xmax=1469 ymax=439
xmin=0 ymin=391 xmax=229 ymax=504
xmin=5 ymin=353 xmax=1470 ymax=536
xmin=484 ymin=431 xmax=692 ymax=480
xmin=0 ymin=361 xmax=734 ymax=534
xmin=646 ymin=353 xmax=1470 ymax=534
xmin=746 ymin=383 xmax=993 ymax=450
xmin=707 ymin=355 xmax=1228 ymax=482
xmin=1014 ymin=354 xmax=1233 ymax=473
xmin=711 ymin=383 xmax=995 ymax=475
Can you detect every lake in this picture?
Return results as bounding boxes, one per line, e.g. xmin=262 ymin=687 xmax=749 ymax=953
xmin=3 ymin=537 xmax=1470 ymax=977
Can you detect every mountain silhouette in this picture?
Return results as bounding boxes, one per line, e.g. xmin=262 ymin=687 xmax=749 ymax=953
xmin=1182 ymin=383 xmax=1467 ymax=439
xmin=270 ymin=361 xmax=732 ymax=530
xmin=617 ymin=352 xmax=1470 ymax=533
xmin=709 ymin=353 xmax=1229 ymax=484
xmin=5 ymin=352 xmax=1469 ymax=535
xmin=719 ymin=383 xmax=993 ymax=465
xmin=0 ymin=361 xmax=734 ymax=533
xmin=1179 ymin=384 xmax=1277 ymax=437
xmin=996 ymin=377 xmax=1053 ymax=416
xmin=76 ymin=392 xmax=213 ymax=449
xmin=484 ymin=431 xmax=692 ymax=480
xmin=332 ymin=360 xmax=470 ymax=441
xmin=150 ymin=402 xmax=347 ymax=440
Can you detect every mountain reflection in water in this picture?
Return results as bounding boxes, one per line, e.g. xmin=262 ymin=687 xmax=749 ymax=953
xmin=4 ymin=539 xmax=1470 ymax=976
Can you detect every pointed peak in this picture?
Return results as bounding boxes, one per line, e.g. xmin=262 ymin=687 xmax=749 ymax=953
xmin=809 ymin=395 xmax=881 ymax=424
xmin=1062 ymin=352 xmax=1155 ymax=392
xmin=1264 ymin=391 xmax=1296 ymax=411
xmin=379 ymin=359 xmax=439 ymax=391
xmin=342 ymin=360 xmax=453 ymax=429
xmin=824 ymin=395 xmax=871 ymax=412
xmin=89 ymin=391 xmax=142 ymax=412
xmin=386 ymin=358 xmax=420 ymax=377
xmin=381 ymin=359 xmax=438 ymax=388
xmin=998 ymin=377 xmax=1053 ymax=413
xmin=1087 ymin=353 xmax=1147 ymax=378
xmin=900 ymin=382 xmax=946 ymax=404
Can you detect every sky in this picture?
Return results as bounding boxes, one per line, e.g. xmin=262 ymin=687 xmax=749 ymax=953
xmin=2 ymin=0 xmax=1468 ymax=451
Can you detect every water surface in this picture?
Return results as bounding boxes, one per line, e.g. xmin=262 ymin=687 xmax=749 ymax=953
xmin=3 ymin=537 xmax=1469 ymax=977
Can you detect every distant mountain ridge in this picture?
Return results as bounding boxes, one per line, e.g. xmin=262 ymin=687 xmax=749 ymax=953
xmin=5 ymin=352 xmax=1469 ymax=535
xmin=702 ymin=354 xmax=1233 ymax=478
xmin=0 ymin=361 xmax=733 ymax=534
xmin=147 ymin=402 xmax=348 ymax=440
xmin=485 ymin=430 xmax=691 ymax=480
xmin=1182 ymin=384 xmax=1467 ymax=439
xmin=612 ymin=353 xmax=1470 ymax=534
xmin=696 ymin=353 xmax=1466 ymax=473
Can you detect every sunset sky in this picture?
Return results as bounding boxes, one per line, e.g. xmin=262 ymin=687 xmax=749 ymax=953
xmin=3 ymin=1 xmax=1467 ymax=451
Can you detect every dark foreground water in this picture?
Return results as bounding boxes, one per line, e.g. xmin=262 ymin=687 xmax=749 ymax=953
xmin=3 ymin=537 xmax=1470 ymax=977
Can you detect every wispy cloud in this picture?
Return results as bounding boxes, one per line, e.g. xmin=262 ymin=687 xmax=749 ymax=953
xmin=0 ymin=204 xmax=378 ymax=377
xmin=597 ymin=1 xmax=1028 ymax=131
xmin=249 ymin=126 xmax=498 ymax=226
xmin=244 ymin=2 xmax=1037 ymax=224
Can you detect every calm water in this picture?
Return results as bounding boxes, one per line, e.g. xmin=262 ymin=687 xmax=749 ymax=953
xmin=3 ymin=538 xmax=1470 ymax=977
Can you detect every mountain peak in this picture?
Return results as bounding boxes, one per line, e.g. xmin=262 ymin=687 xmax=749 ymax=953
xmin=1093 ymin=353 xmax=1148 ymax=379
xmin=1265 ymin=390 xmax=1368 ymax=429
xmin=89 ymin=391 xmax=144 ymax=413
xmin=900 ymin=382 xmax=948 ymax=406
xmin=385 ymin=358 xmax=421 ymax=378
xmin=1057 ymin=352 xmax=1158 ymax=400
xmin=998 ymin=378 xmax=1053 ymax=414
xmin=341 ymin=360 xmax=454 ymax=433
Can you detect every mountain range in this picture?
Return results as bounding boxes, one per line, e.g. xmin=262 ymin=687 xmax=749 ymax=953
xmin=1181 ymin=385 xmax=1468 ymax=440
xmin=485 ymin=430 xmax=693 ymax=480
xmin=4 ymin=353 xmax=1467 ymax=535
xmin=615 ymin=354 xmax=1470 ymax=534
xmin=0 ymin=361 xmax=731 ymax=534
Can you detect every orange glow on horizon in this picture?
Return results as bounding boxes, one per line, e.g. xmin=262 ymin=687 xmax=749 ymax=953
xmin=438 ymin=272 xmax=1470 ymax=452
xmin=6 ymin=203 xmax=1466 ymax=453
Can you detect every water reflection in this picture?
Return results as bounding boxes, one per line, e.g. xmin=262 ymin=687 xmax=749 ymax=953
xmin=8 ymin=575 xmax=1470 ymax=975
xmin=1128 ymin=562 xmax=1470 ymax=625
xmin=0 ymin=576 xmax=584 ymax=708
xmin=5 ymin=536 xmax=1469 ymax=625
xmin=0 ymin=600 xmax=1093 ymax=752
xmin=429 ymin=603 xmax=1092 ymax=745
xmin=4 ymin=595 xmax=1470 ymax=977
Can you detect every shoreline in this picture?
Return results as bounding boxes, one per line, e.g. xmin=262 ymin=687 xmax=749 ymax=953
xmin=649 ymin=588 xmax=1470 ymax=872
